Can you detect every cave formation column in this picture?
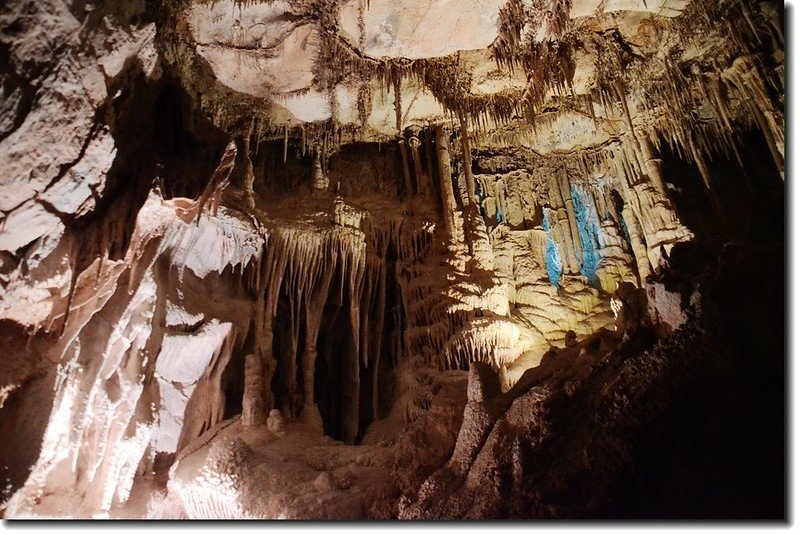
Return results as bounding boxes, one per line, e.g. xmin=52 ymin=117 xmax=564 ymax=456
xmin=614 ymin=142 xmax=692 ymax=272
xmin=300 ymin=344 xmax=323 ymax=432
xmin=424 ymin=128 xmax=436 ymax=194
xmin=548 ymin=178 xmax=580 ymax=275
xmin=398 ymin=136 xmax=415 ymax=198
xmin=636 ymin=133 xmax=668 ymax=198
xmin=234 ymin=131 xmax=256 ymax=210
xmin=435 ymin=124 xmax=458 ymax=237
xmin=603 ymin=187 xmax=621 ymax=224
xmin=459 ymin=113 xmax=479 ymax=214
xmin=242 ymin=354 xmax=266 ymax=427
xmin=254 ymin=259 xmax=276 ymax=416
xmin=312 ymin=145 xmax=329 ymax=193
xmin=408 ymin=128 xmax=428 ymax=196
xmin=526 ymin=229 xmax=551 ymax=284
xmin=621 ymin=204 xmax=652 ymax=284
xmin=342 ymin=295 xmax=363 ymax=445
xmin=558 ymin=174 xmax=584 ymax=272
xmin=458 ymin=113 xmax=493 ymax=271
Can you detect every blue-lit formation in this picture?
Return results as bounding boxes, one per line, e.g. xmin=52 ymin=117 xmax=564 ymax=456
xmin=542 ymin=210 xmax=563 ymax=287
xmin=570 ymin=184 xmax=602 ymax=288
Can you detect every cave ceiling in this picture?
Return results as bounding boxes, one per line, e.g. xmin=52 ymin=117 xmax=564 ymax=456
xmin=160 ymin=0 xmax=770 ymax=160
xmin=0 ymin=0 xmax=786 ymax=520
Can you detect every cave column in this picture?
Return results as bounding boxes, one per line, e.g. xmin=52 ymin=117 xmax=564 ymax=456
xmin=603 ymin=186 xmax=621 ymax=224
xmin=259 ymin=263 xmax=283 ymax=413
xmin=301 ymin=346 xmax=316 ymax=406
xmin=636 ymin=132 xmax=668 ymax=198
xmin=398 ymin=137 xmax=415 ymax=198
xmin=300 ymin=344 xmax=323 ymax=432
xmin=621 ymin=204 xmax=652 ymax=284
xmin=548 ymin=178 xmax=579 ymax=275
xmin=408 ymin=128 xmax=428 ymax=196
xmin=435 ymin=124 xmax=458 ymax=236
xmin=242 ymin=354 xmax=266 ymax=427
xmin=424 ymin=128 xmax=436 ymax=196
xmin=614 ymin=142 xmax=693 ymax=271
xmin=231 ymin=120 xmax=257 ymax=210
xmin=343 ymin=295 xmax=362 ymax=444
xmin=243 ymin=140 xmax=255 ymax=210
xmin=558 ymin=173 xmax=584 ymax=272
xmin=459 ymin=113 xmax=479 ymax=213
xmin=458 ymin=113 xmax=493 ymax=271
xmin=312 ymin=145 xmax=329 ymax=193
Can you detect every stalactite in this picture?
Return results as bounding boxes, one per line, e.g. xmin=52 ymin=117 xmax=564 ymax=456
xmin=723 ymin=54 xmax=785 ymax=178
xmin=299 ymin=254 xmax=335 ymax=430
xmin=558 ymin=173 xmax=583 ymax=274
xmin=458 ymin=113 xmax=478 ymax=258
xmin=619 ymin=202 xmax=652 ymax=284
xmin=435 ymin=125 xmax=458 ymax=237
xmin=636 ymin=133 xmax=668 ymax=198
xmin=241 ymin=132 xmax=256 ymax=211
xmin=686 ymin=134 xmax=731 ymax=236
xmin=398 ymin=137 xmax=415 ymax=198
xmin=408 ymin=128 xmax=427 ymax=196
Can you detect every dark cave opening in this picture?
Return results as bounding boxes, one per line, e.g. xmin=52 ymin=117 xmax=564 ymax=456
xmin=251 ymin=138 xmax=418 ymax=199
xmin=268 ymin=243 xmax=404 ymax=445
xmin=314 ymin=274 xmax=358 ymax=441
xmin=0 ymin=367 xmax=57 ymax=505
xmin=152 ymin=80 xmax=229 ymax=200
xmin=220 ymin=329 xmax=252 ymax=421
xmin=658 ymin=127 xmax=784 ymax=245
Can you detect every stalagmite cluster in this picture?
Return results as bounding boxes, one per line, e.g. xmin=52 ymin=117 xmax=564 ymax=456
xmin=0 ymin=0 xmax=786 ymax=521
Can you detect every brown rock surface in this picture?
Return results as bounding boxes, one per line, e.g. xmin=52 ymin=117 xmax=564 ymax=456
xmin=0 ymin=0 xmax=785 ymax=521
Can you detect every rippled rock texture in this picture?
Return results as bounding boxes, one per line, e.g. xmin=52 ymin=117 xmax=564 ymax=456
xmin=0 ymin=0 xmax=785 ymax=520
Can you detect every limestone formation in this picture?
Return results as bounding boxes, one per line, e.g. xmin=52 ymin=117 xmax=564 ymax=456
xmin=0 ymin=0 xmax=786 ymax=521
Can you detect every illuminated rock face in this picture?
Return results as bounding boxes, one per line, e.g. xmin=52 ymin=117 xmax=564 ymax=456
xmin=0 ymin=0 xmax=785 ymax=521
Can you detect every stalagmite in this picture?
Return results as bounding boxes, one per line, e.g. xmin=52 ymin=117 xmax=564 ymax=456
xmin=435 ymin=124 xmax=458 ymax=236
xmin=242 ymin=354 xmax=266 ymax=427
xmin=312 ymin=146 xmax=329 ymax=193
xmin=398 ymin=137 xmax=415 ymax=198
xmin=0 ymin=0 xmax=784 ymax=522
xmin=234 ymin=126 xmax=256 ymax=210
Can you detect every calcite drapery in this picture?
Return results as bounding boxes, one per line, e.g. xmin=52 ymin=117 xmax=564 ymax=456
xmin=0 ymin=0 xmax=784 ymax=521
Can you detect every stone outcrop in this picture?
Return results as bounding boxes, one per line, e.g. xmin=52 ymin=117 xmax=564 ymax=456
xmin=0 ymin=0 xmax=785 ymax=521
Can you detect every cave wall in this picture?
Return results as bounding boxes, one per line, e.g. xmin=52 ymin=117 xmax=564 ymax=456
xmin=0 ymin=0 xmax=785 ymax=520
